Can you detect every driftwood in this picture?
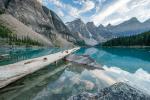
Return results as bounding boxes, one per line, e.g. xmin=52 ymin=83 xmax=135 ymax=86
xmin=0 ymin=47 xmax=80 ymax=89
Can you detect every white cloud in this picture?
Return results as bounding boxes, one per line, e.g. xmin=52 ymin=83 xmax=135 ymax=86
xmin=57 ymin=10 xmax=64 ymax=17
xmin=78 ymin=1 xmax=95 ymax=14
xmin=95 ymin=0 xmax=106 ymax=13
xmin=66 ymin=0 xmax=95 ymax=18
xmin=73 ymin=0 xmax=84 ymax=5
xmin=92 ymin=0 xmax=150 ymax=26
xmin=108 ymin=18 xmax=124 ymax=25
xmin=45 ymin=0 xmax=95 ymax=17
xmin=43 ymin=0 xmax=78 ymax=18
xmin=92 ymin=0 xmax=132 ymax=25
xmin=48 ymin=0 xmax=64 ymax=8
xmin=67 ymin=5 xmax=79 ymax=17
xmin=37 ymin=0 xmax=42 ymax=4
xmin=42 ymin=0 xmax=150 ymax=25
xmin=127 ymin=0 xmax=150 ymax=21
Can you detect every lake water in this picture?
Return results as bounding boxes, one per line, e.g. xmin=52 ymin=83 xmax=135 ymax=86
xmin=0 ymin=47 xmax=150 ymax=100
xmin=76 ymin=47 xmax=150 ymax=73
xmin=0 ymin=47 xmax=65 ymax=66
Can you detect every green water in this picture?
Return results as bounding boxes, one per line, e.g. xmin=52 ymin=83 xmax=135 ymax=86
xmin=75 ymin=47 xmax=150 ymax=73
xmin=0 ymin=47 xmax=64 ymax=66
xmin=0 ymin=47 xmax=150 ymax=100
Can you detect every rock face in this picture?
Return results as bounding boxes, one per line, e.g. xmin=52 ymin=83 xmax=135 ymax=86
xmin=86 ymin=22 xmax=113 ymax=42
xmin=107 ymin=17 xmax=150 ymax=37
xmin=66 ymin=19 xmax=92 ymax=38
xmin=69 ymin=82 xmax=150 ymax=100
xmin=0 ymin=0 xmax=76 ymax=47
xmin=66 ymin=19 xmax=113 ymax=45
xmin=67 ymin=17 xmax=150 ymax=45
xmin=66 ymin=19 xmax=100 ymax=46
xmin=0 ymin=14 xmax=52 ymax=46
xmin=0 ymin=0 xmax=5 ymax=10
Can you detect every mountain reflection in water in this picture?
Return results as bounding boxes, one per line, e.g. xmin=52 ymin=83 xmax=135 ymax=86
xmin=0 ymin=61 xmax=110 ymax=100
xmin=0 ymin=47 xmax=150 ymax=100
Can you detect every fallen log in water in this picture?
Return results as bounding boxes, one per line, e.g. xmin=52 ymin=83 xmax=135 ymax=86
xmin=0 ymin=47 xmax=80 ymax=89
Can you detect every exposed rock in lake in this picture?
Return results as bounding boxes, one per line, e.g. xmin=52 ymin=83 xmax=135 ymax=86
xmin=0 ymin=54 xmax=9 ymax=60
xmin=69 ymin=82 xmax=150 ymax=100
xmin=65 ymin=54 xmax=103 ymax=70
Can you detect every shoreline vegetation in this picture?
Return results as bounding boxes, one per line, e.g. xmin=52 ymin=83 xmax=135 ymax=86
xmin=102 ymin=46 xmax=150 ymax=48
xmin=102 ymin=31 xmax=150 ymax=47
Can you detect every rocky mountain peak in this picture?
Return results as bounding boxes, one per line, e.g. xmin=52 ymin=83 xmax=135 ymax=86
xmin=86 ymin=22 xmax=96 ymax=29
xmin=86 ymin=22 xmax=95 ymax=26
xmin=66 ymin=18 xmax=99 ymax=45
xmin=98 ymin=24 xmax=104 ymax=29
xmin=106 ymin=23 xmax=113 ymax=28
xmin=129 ymin=17 xmax=139 ymax=22
xmin=120 ymin=17 xmax=140 ymax=25
xmin=144 ymin=18 xmax=150 ymax=23
xmin=66 ymin=18 xmax=85 ymax=28
xmin=73 ymin=18 xmax=83 ymax=23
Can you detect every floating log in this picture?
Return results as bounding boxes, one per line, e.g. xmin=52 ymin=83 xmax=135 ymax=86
xmin=0 ymin=47 xmax=80 ymax=89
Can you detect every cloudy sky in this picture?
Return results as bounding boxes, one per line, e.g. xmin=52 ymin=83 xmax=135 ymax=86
xmin=42 ymin=0 xmax=150 ymax=26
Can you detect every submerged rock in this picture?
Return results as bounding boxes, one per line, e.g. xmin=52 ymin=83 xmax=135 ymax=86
xmin=0 ymin=54 xmax=9 ymax=60
xmin=65 ymin=54 xmax=103 ymax=70
xmin=69 ymin=82 xmax=150 ymax=100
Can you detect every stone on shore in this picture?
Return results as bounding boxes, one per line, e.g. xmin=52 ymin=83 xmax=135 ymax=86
xmin=69 ymin=82 xmax=150 ymax=100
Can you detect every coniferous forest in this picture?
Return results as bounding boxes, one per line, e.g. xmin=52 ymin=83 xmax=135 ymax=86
xmin=0 ymin=25 xmax=42 ymax=46
xmin=102 ymin=31 xmax=150 ymax=46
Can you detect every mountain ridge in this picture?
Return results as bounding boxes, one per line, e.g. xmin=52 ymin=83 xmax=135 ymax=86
xmin=67 ymin=17 xmax=150 ymax=44
xmin=0 ymin=14 xmax=52 ymax=46
xmin=0 ymin=0 xmax=76 ymax=47
xmin=66 ymin=18 xmax=99 ymax=46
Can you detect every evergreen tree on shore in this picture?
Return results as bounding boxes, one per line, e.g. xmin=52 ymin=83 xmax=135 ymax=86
xmin=0 ymin=25 xmax=42 ymax=46
xmin=103 ymin=31 xmax=150 ymax=46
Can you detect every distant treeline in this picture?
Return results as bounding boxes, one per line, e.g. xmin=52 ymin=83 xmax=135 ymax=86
xmin=102 ymin=31 xmax=150 ymax=46
xmin=75 ymin=40 xmax=86 ymax=46
xmin=0 ymin=25 xmax=42 ymax=46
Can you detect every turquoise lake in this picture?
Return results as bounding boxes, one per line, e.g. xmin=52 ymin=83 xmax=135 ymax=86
xmin=0 ymin=47 xmax=150 ymax=100
xmin=0 ymin=47 xmax=65 ymax=66
xmin=76 ymin=47 xmax=150 ymax=73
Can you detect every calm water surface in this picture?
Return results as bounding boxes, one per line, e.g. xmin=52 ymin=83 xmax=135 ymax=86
xmin=0 ymin=47 xmax=150 ymax=100
xmin=76 ymin=47 xmax=150 ymax=73
xmin=0 ymin=47 xmax=65 ymax=66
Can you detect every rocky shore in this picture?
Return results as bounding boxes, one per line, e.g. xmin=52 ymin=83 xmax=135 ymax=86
xmin=69 ymin=82 xmax=150 ymax=100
